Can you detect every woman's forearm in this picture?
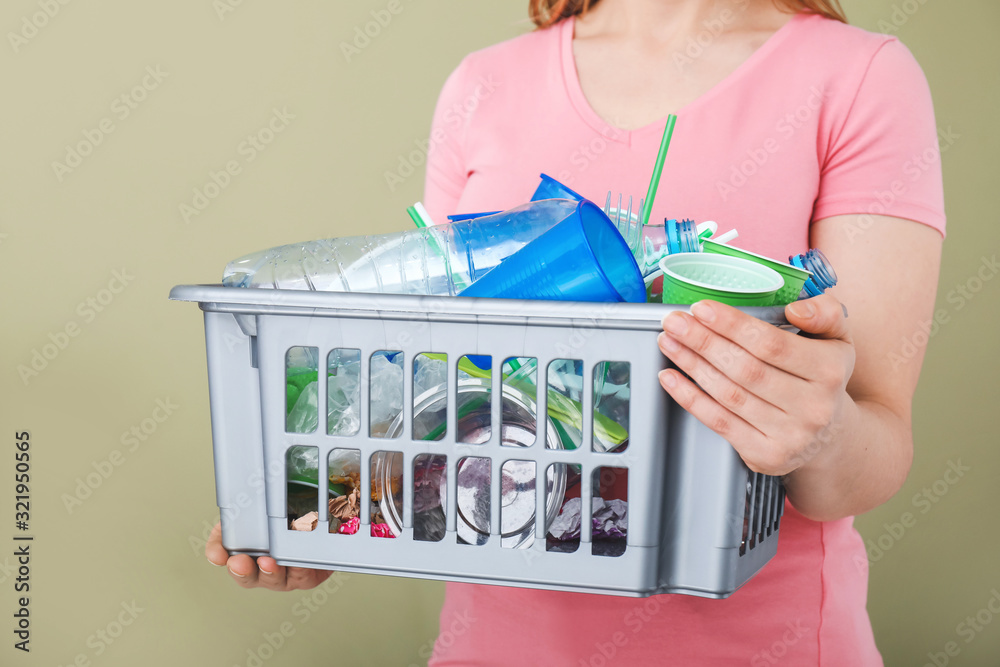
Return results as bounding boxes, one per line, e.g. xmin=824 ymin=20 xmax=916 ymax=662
xmin=782 ymin=396 xmax=913 ymax=522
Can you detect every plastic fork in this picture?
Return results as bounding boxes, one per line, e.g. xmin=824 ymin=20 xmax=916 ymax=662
xmin=603 ymin=191 xmax=644 ymax=252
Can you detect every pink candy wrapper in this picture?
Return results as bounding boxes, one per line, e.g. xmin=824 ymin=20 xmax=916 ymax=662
xmin=338 ymin=516 xmax=360 ymax=535
xmin=371 ymin=522 xmax=396 ymax=538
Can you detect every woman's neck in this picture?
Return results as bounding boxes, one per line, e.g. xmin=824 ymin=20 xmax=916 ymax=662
xmin=569 ymin=0 xmax=794 ymax=130
xmin=576 ymin=0 xmax=781 ymax=44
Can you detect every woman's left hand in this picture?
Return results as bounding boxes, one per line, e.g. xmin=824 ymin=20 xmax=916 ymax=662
xmin=657 ymin=295 xmax=856 ymax=477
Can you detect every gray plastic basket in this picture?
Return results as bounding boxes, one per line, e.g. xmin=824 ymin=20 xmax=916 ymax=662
xmin=170 ymin=285 xmax=786 ymax=598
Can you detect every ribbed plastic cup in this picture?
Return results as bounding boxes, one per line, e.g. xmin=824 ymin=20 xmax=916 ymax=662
xmin=459 ymin=201 xmax=646 ymax=303
xmin=701 ymin=240 xmax=812 ymax=305
xmin=531 ymin=173 xmax=586 ymax=202
xmin=659 ymin=253 xmax=784 ymax=306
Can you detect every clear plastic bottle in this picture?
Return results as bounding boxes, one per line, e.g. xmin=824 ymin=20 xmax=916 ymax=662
xmin=617 ymin=219 xmax=700 ymax=276
xmin=222 ymin=199 xmax=582 ymax=294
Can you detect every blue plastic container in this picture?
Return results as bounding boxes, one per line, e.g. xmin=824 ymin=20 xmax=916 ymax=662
xmin=531 ymin=173 xmax=587 ymax=202
xmin=458 ymin=201 xmax=645 ymax=303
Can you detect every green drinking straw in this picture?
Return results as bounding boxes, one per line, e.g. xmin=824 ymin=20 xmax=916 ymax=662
xmin=640 ymin=114 xmax=677 ymax=227
xmin=405 ymin=205 xmax=423 ymax=228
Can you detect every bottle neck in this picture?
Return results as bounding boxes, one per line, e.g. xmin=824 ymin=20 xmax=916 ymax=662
xmin=792 ymin=249 xmax=838 ymax=296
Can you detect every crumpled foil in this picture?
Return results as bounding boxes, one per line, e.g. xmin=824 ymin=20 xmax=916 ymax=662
xmin=548 ymin=497 xmax=628 ymax=540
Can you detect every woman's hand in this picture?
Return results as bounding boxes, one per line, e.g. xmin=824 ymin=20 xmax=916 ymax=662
xmin=657 ymin=294 xmax=856 ymax=477
xmin=205 ymin=522 xmax=332 ymax=591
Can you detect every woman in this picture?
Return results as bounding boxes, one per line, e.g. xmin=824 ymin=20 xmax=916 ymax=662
xmin=208 ymin=0 xmax=945 ymax=663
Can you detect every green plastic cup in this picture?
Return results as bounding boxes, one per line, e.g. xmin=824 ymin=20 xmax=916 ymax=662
xmin=701 ymin=239 xmax=812 ymax=305
xmin=659 ymin=253 xmax=784 ymax=306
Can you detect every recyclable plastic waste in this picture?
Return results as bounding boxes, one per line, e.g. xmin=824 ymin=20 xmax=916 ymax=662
xmin=223 ymin=199 xmax=583 ymax=294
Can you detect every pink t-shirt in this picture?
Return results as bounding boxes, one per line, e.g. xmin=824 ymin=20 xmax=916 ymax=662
xmin=422 ymin=12 xmax=945 ymax=667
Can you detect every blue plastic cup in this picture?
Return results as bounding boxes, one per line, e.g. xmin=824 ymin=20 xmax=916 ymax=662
xmin=458 ymin=201 xmax=645 ymax=303
xmin=446 ymin=199 xmax=582 ymax=285
xmin=530 ymin=173 xmax=586 ymax=202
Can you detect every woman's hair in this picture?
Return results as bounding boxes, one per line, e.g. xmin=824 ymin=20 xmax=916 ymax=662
xmin=528 ymin=0 xmax=847 ymax=29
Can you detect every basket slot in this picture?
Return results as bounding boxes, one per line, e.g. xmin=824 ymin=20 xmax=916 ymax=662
xmin=369 ymin=350 xmax=405 ymax=440
xmin=592 ymin=361 xmax=630 ymax=454
xmin=285 ymin=445 xmax=319 ymax=532
xmin=370 ymin=451 xmax=403 ymax=539
xmin=746 ymin=472 xmax=761 ymax=551
xmin=456 ymin=456 xmax=491 ymax=546
xmin=326 ymin=448 xmax=361 ymax=535
xmin=738 ymin=475 xmax=749 ymax=556
xmin=752 ymin=473 xmax=766 ymax=548
xmin=544 ymin=463 xmax=582 ymax=552
xmin=285 ymin=346 xmax=319 ymax=435
xmin=325 ymin=349 xmax=362 ymax=437
xmin=545 ymin=359 xmax=583 ymax=450
xmin=761 ymin=477 xmax=774 ymax=540
xmin=413 ymin=453 xmax=447 ymax=542
xmin=774 ymin=483 xmax=786 ymax=531
xmin=500 ymin=459 xmax=536 ymax=549
xmin=455 ymin=354 xmax=489 ymax=445
xmin=591 ymin=466 xmax=628 ymax=557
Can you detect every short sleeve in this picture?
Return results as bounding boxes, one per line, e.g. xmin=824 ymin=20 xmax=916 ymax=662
xmin=422 ymin=58 xmax=473 ymax=225
xmin=813 ymin=39 xmax=946 ymax=236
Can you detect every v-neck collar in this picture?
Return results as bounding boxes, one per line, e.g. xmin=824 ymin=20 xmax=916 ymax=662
xmin=559 ymin=11 xmax=807 ymax=146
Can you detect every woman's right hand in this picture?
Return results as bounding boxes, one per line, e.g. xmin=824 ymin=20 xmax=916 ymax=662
xmin=205 ymin=521 xmax=333 ymax=591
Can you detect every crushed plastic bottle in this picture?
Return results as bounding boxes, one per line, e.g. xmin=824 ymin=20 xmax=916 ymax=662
xmin=223 ymin=200 xmax=583 ymax=295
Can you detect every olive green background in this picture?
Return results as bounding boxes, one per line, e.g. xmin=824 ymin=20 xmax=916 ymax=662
xmin=1 ymin=0 xmax=997 ymax=665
